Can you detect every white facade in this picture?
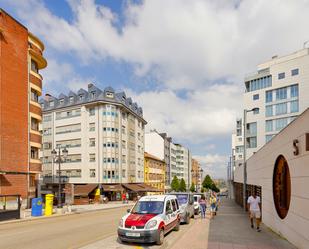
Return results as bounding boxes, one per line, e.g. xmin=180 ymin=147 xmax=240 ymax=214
xmin=145 ymin=131 xmax=164 ymax=160
xmin=175 ymin=144 xmax=192 ymax=188
xmin=234 ymin=108 xmax=309 ymax=249
xmin=243 ymin=48 xmax=309 ymax=159
xmin=41 ymin=85 xmax=146 ymax=184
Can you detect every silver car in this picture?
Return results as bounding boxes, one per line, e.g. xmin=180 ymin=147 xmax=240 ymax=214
xmin=167 ymin=193 xmax=194 ymax=224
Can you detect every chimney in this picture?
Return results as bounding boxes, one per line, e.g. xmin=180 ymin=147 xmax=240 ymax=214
xmin=44 ymin=93 xmax=51 ymax=101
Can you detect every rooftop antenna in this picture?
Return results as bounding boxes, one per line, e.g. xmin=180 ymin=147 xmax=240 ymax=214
xmin=303 ymin=40 xmax=309 ymax=48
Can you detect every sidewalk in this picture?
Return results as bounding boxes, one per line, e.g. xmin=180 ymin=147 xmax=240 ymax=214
xmin=208 ymin=199 xmax=296 ymax=249
xmin=2 ymin=201 xmax=132 ymax=224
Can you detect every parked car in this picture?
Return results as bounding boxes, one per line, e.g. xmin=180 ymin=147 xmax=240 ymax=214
xmin=167 ymin=192 xmax=194 ymax=224
xmin=118 ymin=195 xmax=180 ymax=245
xmin=193 ymin=194 xmax=202 ymax=215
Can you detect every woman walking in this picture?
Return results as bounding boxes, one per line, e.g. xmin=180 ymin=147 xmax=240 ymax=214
xmin=199 ymin=195 xmax=207 ymax=219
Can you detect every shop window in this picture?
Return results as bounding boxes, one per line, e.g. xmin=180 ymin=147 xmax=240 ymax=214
xmin=273 ymin=155 xmax=291 ymax=219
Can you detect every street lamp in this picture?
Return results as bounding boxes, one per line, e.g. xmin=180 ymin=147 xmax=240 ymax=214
xmin=51 ymin=147 xmax=68 ymax=208
xmin=243 ymin=108 xmax=259 ymax=210
xmin=191 ymin=168 xmax=203 ymax=192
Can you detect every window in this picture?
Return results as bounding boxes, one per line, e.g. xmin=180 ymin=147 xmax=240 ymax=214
xmin=171 ymin=199 xmax=177 ymax=211
xmin=31 ymin=117 xmax=39 ymax=131
xmin=165 ymin=200 xmax=172 ymax=213
xmin=56 ymin=109 xmax=81 ymax=120
xmin=49 ymin=101 xmax=54 ymax=107
xmin=59 ymin=98 xmax=64 ymax=105
xmin=275 ymin=103 xmax=287 ymax=115
xmin=31 ymin=60 xmax=38 ymax=73
xmin=235 ymin=146 xmax=243 ymax=153
xmin=31 ymin=89 xmax=39 ymax=102
xmin=31 ymin=147 xmax=39 ymax=159
xmin=278 ymin=72 xmax=285 ymax=79
xmin=290 ymin=100 xmax=299 ymax=113
xmin=89 ymin=138 xmax=95 ymax=147
xmin=69 ymin=96 xmax=74 ymax=103
xmin=276 ymin=87 xmax=287 ymax=100
xmin=89 ymin=108 xmax=95 ymax=116
xmin=106 ymin=92 xmax=114 ymax=98
xmin=273 ymin=155 xmax=291 ymax=219
xmin=91 ymin=91 xmax=96 ymax=99
xmin=247 ymin=76 xmax=272 ymax=92
xmin=265 ymin=105 xmax=273 ymax=117
xmin=253 ymin=108 xmax=259 ymax=115
xmin=247 ymin=137 xmax=257 ymax=148
xmin=265 ymin=120 xmax=273 ymax=132
xmin=90 ymin=169 xmax=96 ymax=177
xmin=89 ymin=123 xmax=95 ymax=132
xmin=55 ymin=123 xmax=81 ymax=134
xmin=65 ymin=154 xmax=82 ymax=163
xmin=253 ymin=94 xmax=259 ymax=100
xmin=266 ymin=135 xmax=274 ymax=143
xmin=290 ymin=84 xmax=298 ymax=98
xmin=275 ymin=118 xmax=288 ymax=131
xmin=266 ymin=91 xmax=272 ymax=103
xmin=89 ymin=154 xmax=96 ymax=162
xmin=291 ymin=68 xmax=299 ymax=76
xmin=56 ymin=139 xmax=81 ymax=148
xmin=43 ymin=115 xmax=51 ymax=122
xmin=247 ymin=122 xmax=257 ymax=136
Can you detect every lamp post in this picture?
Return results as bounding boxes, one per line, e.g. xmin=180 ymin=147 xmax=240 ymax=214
xmin=191 ymin=168 xmax=203 ymax=192
xmin=243 ymin=108 xmax=259 ymax=210
xmin=51 ymin=147 xmax=68 ymax=208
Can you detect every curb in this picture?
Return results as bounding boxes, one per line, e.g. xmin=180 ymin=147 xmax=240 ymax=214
xmin=0 ymin=204 xmax=133 ymax=226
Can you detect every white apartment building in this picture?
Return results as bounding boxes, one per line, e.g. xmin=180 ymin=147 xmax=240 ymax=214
xmin=243 ymin=48 xmax=309 ymax=159
xmin=40 ymin=84 xmax=146 ymax=184
xmin=175 ymin=144 xmax=192 ymax=188
xmin=145 ymin=131 xmax=164 ymax=160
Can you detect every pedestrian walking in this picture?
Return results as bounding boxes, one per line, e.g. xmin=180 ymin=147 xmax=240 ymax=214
xmin=122 ymin=193 xmax=126 ymax=204
xmin=209 ymin=194 xmax=217 ymax=219
xmin=199 ymin=194 xmax=207 ymax=219
xmin=247 ymin=190 xmax=262 ymax=232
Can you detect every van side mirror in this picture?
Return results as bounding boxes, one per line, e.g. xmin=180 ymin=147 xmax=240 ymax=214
xmin=127 ymin=209 xmax=131 ymax=213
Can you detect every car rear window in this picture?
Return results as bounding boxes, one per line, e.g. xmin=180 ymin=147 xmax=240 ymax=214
xmin=176 ymin=194 xmax=188 ymax=205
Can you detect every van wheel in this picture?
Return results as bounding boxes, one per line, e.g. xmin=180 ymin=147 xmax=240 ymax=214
xmin=174 ymin=220 xmax=180 ymax=231
xmin=185 ymin=214 xmax=190 ymax=224
xmin=156 ymin=229 xmax=164 ymax=245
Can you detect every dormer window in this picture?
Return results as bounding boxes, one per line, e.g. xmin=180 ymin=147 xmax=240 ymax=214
xmin=79 ymin=94 xmax=83 ymax=100
xmin=91 ymin=91 xmax=96 ymax=99
xmin=69 ymin=96 xmax=74 ymax=103
xmin=106 ymin=92 xmax=114 ymax=98
xmin=49 ymin=101 xmax=54 ymax=107
xmin=59 ymin=98 xmax=64 ymax=105
xmin=122 ymin=96 xmax=126 ymax=101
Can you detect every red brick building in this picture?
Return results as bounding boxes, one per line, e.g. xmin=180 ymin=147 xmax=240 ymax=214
xmin=0 ymin=9 xmax=46 ymax=202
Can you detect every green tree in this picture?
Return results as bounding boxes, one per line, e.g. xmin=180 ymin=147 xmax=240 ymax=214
xmin=210 ymin=183 xmax=220 ymax=193
xmin=201 ymin=187 xmax=205 ymax=193
xmin=171 ymin=176 xmax=180 ymax=192
xmin=202 ymin=174 xmax=213 ymax=189
xmin=179 ymin=178 xmax=186 ymax=192
xmin=190 ymin=183 xmax=196 ymax=192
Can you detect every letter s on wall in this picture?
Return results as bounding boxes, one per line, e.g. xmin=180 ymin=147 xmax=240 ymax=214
xmin=293 ymin=139 xmax=299 ymax=156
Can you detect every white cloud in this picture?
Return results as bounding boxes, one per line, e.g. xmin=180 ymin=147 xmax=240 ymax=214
xmin=193 ymin=154 xmax=227 ymax=179
xmin=127 ymin=83 xmax=242 ymax=142
xmin=6 ymin=0 xmax=309 ymax=90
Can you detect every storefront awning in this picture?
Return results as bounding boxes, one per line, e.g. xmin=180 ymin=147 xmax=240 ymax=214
xmin=101 ymin=184 xmax=124 ymax=192
xmin=122 ymin=183 xmax=160 ymax=192
xmin=74 ymin=184 xmax=98 ymax=196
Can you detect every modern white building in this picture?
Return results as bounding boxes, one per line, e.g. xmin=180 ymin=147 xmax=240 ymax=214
xmin=243 ymin=48 xmax=309 ymax=159
xmin=175 ymin=143 xmax=192 ymax=188
xmin=40 ymin=84 xmax=146 ymax=184
xmin=145 ymin=131 xmax=164 ymax=160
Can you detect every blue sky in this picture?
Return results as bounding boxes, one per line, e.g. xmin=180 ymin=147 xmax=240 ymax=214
xmin=1 ymin=0 xmax=308 ymax=178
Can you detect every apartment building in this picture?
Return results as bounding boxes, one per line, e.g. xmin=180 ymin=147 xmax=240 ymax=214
xmin=175 ymin=144 xmax=192 ymax=188
xmin=191 ymin=158 xmax=202 ymax=191
xmin=243 ymin=48 xmax=309 ymax=159
xmin=0 ymin=9 xmax=47 ymax=200
xmin=144 ymin=152 xmax=165 ymax=194
xmin=40 ymin=84 xmax=146 ymax=184
xmin=145 ymin=131 xmax=173 ymax=188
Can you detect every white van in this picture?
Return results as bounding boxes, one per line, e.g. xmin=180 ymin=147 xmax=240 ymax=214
xmin=118 ymin=195 xmax=180 ymax=245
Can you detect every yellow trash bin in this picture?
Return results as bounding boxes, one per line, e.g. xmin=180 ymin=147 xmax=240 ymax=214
xmin=45 ymin=194 xmax=54 ymax=216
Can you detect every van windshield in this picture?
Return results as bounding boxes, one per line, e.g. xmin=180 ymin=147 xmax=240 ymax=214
xmin=131 ymin=201 xmax=164 ymax=214
xmin=175 ymin=194 xmax=188 ymax=205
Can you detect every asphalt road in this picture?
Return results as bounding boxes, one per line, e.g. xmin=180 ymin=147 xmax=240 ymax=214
xmin=0 ymin=207 xmax=209 ymax=249
xmin=0 ymin=207 xmax=130 ymax=249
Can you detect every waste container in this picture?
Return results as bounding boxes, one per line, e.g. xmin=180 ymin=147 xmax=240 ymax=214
xmin=31 ymin=198 xmax=43 ymax=217
xmin=45 ymin=194 xmax=54 ymax=216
